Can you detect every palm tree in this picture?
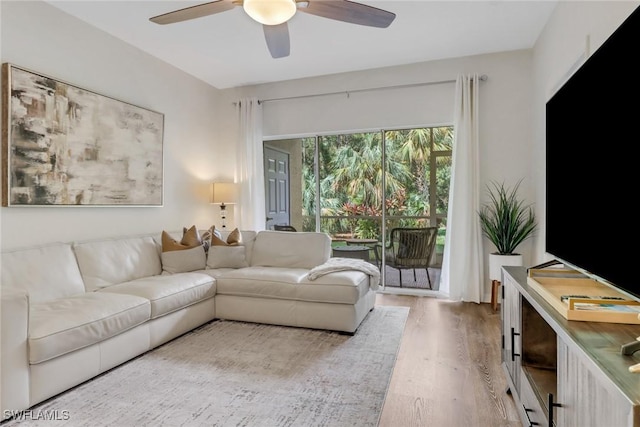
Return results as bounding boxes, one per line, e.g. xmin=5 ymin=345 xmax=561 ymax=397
xmin=330 ymin=133 xmax=411 ymax=209
xmin=383 ymin=127 xmax=453 ymax=219
xmin=298 ymin=127 xmax=453 ymax=236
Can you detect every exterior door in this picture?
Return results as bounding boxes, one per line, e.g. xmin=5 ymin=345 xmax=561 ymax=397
xmin=264 ymin=146 xmax=290 ymax=229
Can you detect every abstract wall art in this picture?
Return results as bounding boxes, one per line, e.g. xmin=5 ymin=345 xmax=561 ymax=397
xmin=1 ymin=63 xmax=164 ymax=206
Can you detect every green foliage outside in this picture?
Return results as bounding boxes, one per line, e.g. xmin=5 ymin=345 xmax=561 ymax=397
xmin=300 ymin=127 xmax=453 ymax=248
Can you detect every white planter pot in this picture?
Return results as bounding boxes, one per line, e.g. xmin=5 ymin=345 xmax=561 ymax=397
xmin=489 ymin=253 xmax=523 ymax=281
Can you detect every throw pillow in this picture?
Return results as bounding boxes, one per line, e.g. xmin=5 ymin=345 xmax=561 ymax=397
xmin=201 ymin=225 xmax=223 ymax=243
xmin=209 ymin=227 xmax=242 ymax=246
xmin=227 ymin=228 xmax=241 ymax=245
xmin=162 ymin=231 xmax=191 ymax=252
xmin=162 ymin=245 xmax=207 ymax=274
xmin=206 ymin=245 xmax=249 ymax=269
xmin=161 ymin=226 xmax=202 ymax=252
xmin=181 ymin=225 xmax=202 ymax=248
xmin=210 ymin=234 xmax=229 ymax=246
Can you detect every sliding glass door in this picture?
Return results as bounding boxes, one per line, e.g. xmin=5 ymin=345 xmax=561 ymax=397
xmin=265 ymin=126 xmax=452 ymax=293
xmin=381 ymin=127 xmax=452 ymax=290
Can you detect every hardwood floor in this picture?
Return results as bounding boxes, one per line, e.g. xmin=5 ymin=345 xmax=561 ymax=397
xmin=376 ymin=294 xmax=522 ymax=427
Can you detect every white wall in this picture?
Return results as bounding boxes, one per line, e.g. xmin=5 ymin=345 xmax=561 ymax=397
xmin=0 ymin=1 xmax=233 ymax=250
xmin=530 ymin=1 xmax=640 ymax=264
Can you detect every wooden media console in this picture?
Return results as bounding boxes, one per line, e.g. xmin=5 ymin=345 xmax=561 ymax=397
xmin=501 ymin=266 xmax=640 ymax=427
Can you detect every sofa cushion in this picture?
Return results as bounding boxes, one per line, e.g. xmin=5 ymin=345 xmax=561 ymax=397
xmin=74 ymin=236 xmax=162 ymax=291
xmin=29 ymin=292 xmax=150 ymax=364
xmin=161 ymin=245 xmax=207 ymax=274
xmin=1 ymin=243 xmax=85 ymax=303
xmin=250 ymin=231 xmax=331 ymax=269
xmin=218 ymin=230 xmax=257 ymax=264
xmin=98 ymin=273 xmax=216 ymax=319
xmin=195 ymin=268 xmax=235 ymax=279
xmin=297 ymin=270 xmax=371 ymax=302
xmin=216 ymin=266 xmax=369 ymax=304
xmin=206 ymin=245 xmax=249 ymax=269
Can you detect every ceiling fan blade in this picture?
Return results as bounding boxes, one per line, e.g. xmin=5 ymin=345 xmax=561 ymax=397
xmin=298 ymin=0 xmax=395 ymax=28
xmin=149 ymin=1 xmax=235 ymax=25
xmin=264 ymin=23 xmax=290 ymax=59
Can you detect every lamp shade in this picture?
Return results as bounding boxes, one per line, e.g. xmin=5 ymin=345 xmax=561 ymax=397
xmin=210 ymin=183 xmax=238 ymax=205
xmin=243 ymin=0 xmax=296 ymax=25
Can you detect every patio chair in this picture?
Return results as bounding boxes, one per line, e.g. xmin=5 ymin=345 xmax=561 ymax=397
xmin=274 ymin=225 xmax=297 ymax=232
xmin=383 ymin=227 xmax=438 ymax=288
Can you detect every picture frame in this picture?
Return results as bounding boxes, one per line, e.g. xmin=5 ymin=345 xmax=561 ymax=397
xmin=1 ymin=63 xmax=164 ymax=207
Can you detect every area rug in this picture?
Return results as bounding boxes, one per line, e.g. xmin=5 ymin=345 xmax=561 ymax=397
xmin=6 ymin=306 xmax=409 ymax=427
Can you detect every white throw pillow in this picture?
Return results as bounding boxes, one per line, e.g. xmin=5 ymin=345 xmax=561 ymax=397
xmin=161 ymin=245 xmax=207 ymax=274
xmin=207 ymin=245 xmax=249 ymax=269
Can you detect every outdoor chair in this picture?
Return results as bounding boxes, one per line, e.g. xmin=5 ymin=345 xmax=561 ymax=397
xmin=383 ymin=227 xmax=438 ymax=288
xmin=274 ymin=225 xmax=297 ymax=232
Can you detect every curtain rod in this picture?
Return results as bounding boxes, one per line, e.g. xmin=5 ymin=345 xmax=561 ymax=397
xmin=255 ymin=74 xmax=488 ymax=105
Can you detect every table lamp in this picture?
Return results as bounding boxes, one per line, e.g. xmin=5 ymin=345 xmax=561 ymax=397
xmin=210 ymin=182 xmax=238 ymax=229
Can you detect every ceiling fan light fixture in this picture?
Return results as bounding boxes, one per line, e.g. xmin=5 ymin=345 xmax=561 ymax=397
xmin=243 ymin=0 xmax=297 ymax=26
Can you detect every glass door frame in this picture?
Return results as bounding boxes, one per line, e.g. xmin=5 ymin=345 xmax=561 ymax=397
xmin=264 ymin=124 xmax=451 ymax=295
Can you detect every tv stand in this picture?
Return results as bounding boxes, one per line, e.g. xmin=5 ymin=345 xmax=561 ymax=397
xmin=501 ymin=266 xmax=640 ymax=426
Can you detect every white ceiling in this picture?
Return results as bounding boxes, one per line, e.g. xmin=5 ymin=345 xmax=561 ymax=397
xmin=46 ymin=1 xmax=558 ymax=89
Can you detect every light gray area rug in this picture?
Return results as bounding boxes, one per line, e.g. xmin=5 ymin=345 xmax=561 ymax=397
xmin=7 ymin=306 xmax=409 ymax=427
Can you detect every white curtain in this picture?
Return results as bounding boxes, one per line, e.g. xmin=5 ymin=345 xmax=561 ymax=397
xmin=439 ymin=74 xmax=484 ymax=303
xmin=236 ymin=98 xmax=266 ymax=231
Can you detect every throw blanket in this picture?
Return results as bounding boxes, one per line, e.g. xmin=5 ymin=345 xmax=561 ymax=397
xmin=307 ymin=257 xmax=380 ymax=290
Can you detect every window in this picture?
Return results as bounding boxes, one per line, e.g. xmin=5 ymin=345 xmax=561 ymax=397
xmin=265 ymin=126 xmax=453 ymax=290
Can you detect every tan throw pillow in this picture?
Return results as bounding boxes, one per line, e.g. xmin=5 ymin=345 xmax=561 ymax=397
xmin=181 ymin=225 xmax=202 ymax=247
xmin=210 ymin=227 xmax=242 ymax=246
xmin=227 ymin=228 xmax=241 ymax=245
xmin=162 ymin=227 xmax=202 ymax=252
xmin=210 ymin=234 xmax=229 ymax=246
xmin=162 ymin=231 xmax=189 ymax=252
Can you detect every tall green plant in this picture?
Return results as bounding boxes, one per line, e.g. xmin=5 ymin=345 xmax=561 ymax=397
xmin=478 ymin=180 xmax=537 ymax=255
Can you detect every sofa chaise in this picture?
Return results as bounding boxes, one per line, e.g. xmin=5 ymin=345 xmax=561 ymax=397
xmin=0 ymin=229 xmax=378 ymax=418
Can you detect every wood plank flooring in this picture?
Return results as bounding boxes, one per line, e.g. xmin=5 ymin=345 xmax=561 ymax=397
xmin=375 ymin=294 xmax=522 ymax=427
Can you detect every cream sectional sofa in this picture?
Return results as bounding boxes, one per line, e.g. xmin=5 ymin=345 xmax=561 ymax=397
xmin=0 ymin=229 xmax=377 ymax=418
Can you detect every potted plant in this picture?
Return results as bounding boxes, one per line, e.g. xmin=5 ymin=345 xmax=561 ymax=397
xmin=478 ymin=179 xmax=537 ymax=282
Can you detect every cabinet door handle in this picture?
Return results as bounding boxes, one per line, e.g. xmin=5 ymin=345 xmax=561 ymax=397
xmin=547 ymin=393 xmax=562 ymax=426
xmin=523 ymin=405 xmax=539 ymax=426
xmin=511 ymin=327 xmax=521 ymax=361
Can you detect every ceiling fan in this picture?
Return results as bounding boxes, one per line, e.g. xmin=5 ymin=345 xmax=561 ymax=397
xmin=149 ymin=0 xmax=396 ymax=59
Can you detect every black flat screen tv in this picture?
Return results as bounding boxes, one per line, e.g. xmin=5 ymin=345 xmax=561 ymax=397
xmin=546 ymin=5 xmax=640 ymax=300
